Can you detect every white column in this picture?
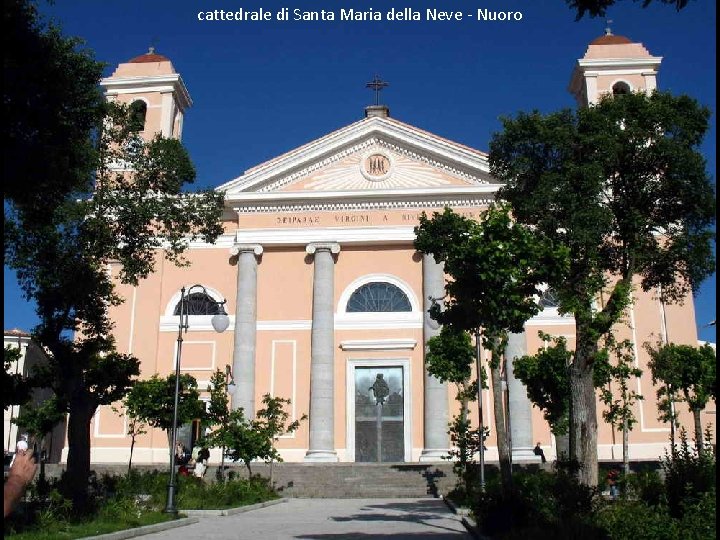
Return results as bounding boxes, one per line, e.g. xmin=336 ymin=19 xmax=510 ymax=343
xmin=304 ymin=242 xmax=340 ymax=462
xmin=506 ymin=330 xmax=541 ymax=463
xmin=229 ymin=244 xmax=263 ymax=418
xmin=419 ymin=254 xmax=450 ymax=462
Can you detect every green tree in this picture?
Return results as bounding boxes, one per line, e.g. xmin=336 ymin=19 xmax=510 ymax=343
xmin=426 ymin=326 xmax=483 ymax=499
xmin=645 ymin=342 xmax=716 ymax=451
xmin=595 ymin=337 xmax=643 ymax=473
xmin=4 ymin=0 xmax=105 ymax=223
xmin=205 ymin=368 xmax=233 ymax=481
xmin=5 ymin=3 xmax=224 ymax=506
xmin=489 ymin=90 xmax=715 ymax=485
xmin=513 ymin=333 xmax=573 ymax=458
xmin=415 ymin=204 xmax=568 ymax=492
xmin=124 ymin=374 xmax=206 ymax=452
xmin=212 ymin=393 xmax=305 ymax=477
xmin=112 ymin=399 xmax=148 ymax=475
xmin=255 ymin=394 xmax=306 ymax=485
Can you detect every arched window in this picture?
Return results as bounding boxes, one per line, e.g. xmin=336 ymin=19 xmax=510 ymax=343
xmin=347 ymin=282 xmax=412 ymax=313
xmin=538 ymin=288 xmax=560 ymax=309
xmin=128 ymin=100 xmax=147 ymax=132
xmin=173 ymin=292 xmax=222 ymax=316
xmin=612 ymin=81 xmax=631 ymax=96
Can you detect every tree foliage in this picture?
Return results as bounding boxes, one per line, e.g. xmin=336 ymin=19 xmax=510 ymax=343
xmin=514 ymin=333 xmax=573 ymax=437
xmin=595 ymin=337 xmax=643 ymax=473
xmin=4 ymin=1 xmax=224 ymax=507
xmin=490 ymin=90 xmax=715 ymax=485
xmin=208 ymin=393 xmax=305 ymax=476
xmin=426 ymin=327 xmax=483 ymax=499
xmin=646 ymin=342 xmax=716 ymax=450
xmin=566 ymin=0 xmax=691 ymax=20
xmin=3 ymin=0 xmax=105 ymax=223
xmin=124 ymin=374 xmax=205 ymax=434
xmin=415 ymin=204 xmax=568 ymax=491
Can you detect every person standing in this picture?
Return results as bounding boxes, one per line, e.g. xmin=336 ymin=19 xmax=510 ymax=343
xmin=607 ymin=468 xmax=620 ymax=499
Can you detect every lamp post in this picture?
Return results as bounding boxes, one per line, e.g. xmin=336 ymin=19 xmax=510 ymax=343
xmin=165 ymin=284 xmax=229 ymax=515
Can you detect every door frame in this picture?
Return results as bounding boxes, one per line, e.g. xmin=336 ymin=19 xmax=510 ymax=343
xmin=346 ymin=357 xmax=412 ymax=462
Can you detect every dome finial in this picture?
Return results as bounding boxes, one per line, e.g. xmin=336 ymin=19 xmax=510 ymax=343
xmin=604 ymin=18 xmax=614 ymax=36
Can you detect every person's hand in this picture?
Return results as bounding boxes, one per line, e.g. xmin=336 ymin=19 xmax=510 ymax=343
xmin=4 ymin=449 xmax=37 ymax=517
xmin=9 ymin=449 xmax=37 ymax=486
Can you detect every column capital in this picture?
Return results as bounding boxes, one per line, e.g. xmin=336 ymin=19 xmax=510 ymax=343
xmin=306 ymin=242 xmax=340 ymax=255
xmin=230 ymin=243 xmax=263 ymax=257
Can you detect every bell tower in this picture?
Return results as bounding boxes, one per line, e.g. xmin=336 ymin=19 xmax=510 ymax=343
xmin=100 ymin=47 xmax=191 ymax=141
xmin=569 ymin=29 xmax=662 ymax=107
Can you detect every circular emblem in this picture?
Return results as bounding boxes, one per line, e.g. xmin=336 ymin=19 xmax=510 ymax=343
xmin=360 ymin=151 xmax=393 ymax=182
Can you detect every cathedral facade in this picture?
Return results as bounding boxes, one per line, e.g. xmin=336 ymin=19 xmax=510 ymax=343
xmin=75 ymin=34 xmax=710 ymax=465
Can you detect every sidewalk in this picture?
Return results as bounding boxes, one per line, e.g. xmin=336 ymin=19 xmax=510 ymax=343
xmin=138 ymin=498 xmax=471 ymax=539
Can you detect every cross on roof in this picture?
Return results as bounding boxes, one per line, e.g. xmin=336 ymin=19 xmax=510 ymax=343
xmin=604 ymin=19 xmax=614 ymax=36
xmin=366 ymin=75 xmax=389 ymax=106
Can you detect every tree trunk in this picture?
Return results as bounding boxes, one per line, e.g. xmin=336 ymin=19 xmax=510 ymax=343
xmin=570 ymin=324 xmax=599 ymax=486
xmin=128 ymin=435 xmax=135 ymax=476
xmin=622 ymin=417 xmax=629 ymax=475
xmin=490 ymin=358 xmax=512 ymax=491
xmin=693 ymin=408 xmax=704 ymax=452
xmin=459 ymin=391 xmax=470 ymax=492
xmin=63 ymin=398 xmax=95 ymax=511
xmin=555 ymin=431 xmax=570 ymax=460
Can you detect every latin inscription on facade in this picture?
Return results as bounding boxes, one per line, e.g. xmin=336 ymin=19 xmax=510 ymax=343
xmin=272 ymin=210 xmax=478 ymax=227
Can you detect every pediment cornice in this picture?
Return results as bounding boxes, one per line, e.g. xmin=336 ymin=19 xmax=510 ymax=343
xmin=217 ymin=116 xmax=492 ymax=195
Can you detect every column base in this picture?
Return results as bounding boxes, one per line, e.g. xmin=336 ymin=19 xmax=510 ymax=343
xmin=418 ymin=449 xmax=449 ymax=462
xmin=512 ymin=448 xmax=543 ymax=463
xmin=304 ymin=450 xmax=339 ymax=463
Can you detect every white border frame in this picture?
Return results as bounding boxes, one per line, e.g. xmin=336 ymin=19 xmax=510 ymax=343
xmin=270 ymin=340 xmax=298 ymax=438
xmin=174 ymin=340 xmax=216 ymax=371
xmin=346 ymin=357 xmax=412 ymax=463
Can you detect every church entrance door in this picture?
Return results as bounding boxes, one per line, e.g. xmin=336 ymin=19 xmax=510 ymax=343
xmin=353 ymin=366 xmax=405 ymax=462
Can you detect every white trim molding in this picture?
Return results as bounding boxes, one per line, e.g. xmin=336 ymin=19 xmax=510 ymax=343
xmin=236 ymin=226 xmax=417 ymax=247
xmin=340 ymin=339 xmax=417 ymax=351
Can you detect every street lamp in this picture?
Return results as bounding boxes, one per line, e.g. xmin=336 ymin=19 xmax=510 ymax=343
xmin=165 ymin=284 xmax=229 ymax=515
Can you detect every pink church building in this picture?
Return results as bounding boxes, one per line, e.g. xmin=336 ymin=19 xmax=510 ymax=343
xmin=74 ymin=33 xmax=713 ymax=466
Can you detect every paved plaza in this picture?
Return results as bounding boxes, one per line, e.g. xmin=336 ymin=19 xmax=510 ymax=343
xmin=142 ymin=498 xmax=471 ymax=539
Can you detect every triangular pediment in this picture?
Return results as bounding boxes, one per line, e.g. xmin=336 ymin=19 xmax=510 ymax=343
xmin=218 ymin=116 xmax=494 ymax=195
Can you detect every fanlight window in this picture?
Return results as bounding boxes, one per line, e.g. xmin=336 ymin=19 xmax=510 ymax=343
xmin=346 ymin=282 xmax=412 ymax=313
xmin=538 ymin=288 xmax=560 ymax=309
xmin=174 ymin=292 xmax=223 ymax=316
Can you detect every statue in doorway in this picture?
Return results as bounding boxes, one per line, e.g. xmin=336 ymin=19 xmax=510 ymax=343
xmin=369 ymin=374 xmax=390 ymax=405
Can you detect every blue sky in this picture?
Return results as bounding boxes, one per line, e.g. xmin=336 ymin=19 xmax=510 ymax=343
xmin=4 ymin=0 xmax=716 ymax=343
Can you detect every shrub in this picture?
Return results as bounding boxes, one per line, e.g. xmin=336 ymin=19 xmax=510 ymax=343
xmin=594 ymin=500 xmax=679 ymax=540
xmin=662 ymin=428 xmax=716 ymax=518
xmin=623 ymin=469 xmax=665 ymax=506
xmin=473 ymin=468 xmax=604 ymax=539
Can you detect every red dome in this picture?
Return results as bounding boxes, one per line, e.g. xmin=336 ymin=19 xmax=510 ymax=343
xmin=590 ymin=34 xmax=633 ymax=45
xmin=128 ymin=48 xmax=171 ymax=63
